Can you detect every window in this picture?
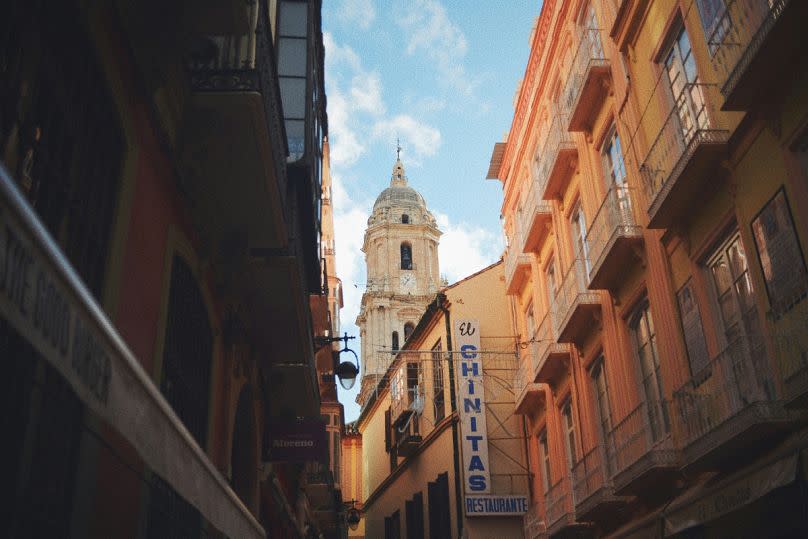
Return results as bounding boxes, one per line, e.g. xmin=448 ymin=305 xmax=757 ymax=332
xmin=664 ymin=26 xmax=708 ymax=142
xmin=277 ymin=1 xmax=310 ymax=159
xmin=546 ymin=258 xmax=558 ymax=306
xmin=751 ymin=189 xmax=808 ymax=315
xmin=526 ymin=303 xmax=536 ymax=340
xmin=402 ymin=214 xmax=410 ymax=224
xmin=384 ymin=510 xmax=401 ymax=539
xmin=432 ymin=341 xmax=445 ymax=422
xmin=571 ymin=203 xmax=591 ymax=277
xmin=160 ymin=256 xmax=213 ymax=448
xmin=603 ymin=128 xmax=627 ymax=188
xmin=428 ymin=473 xmax=451 ymax=538
xmin=590 ymin=358 xmax=613 ymax=462
xmin=401 ymin=243 xmax=413 ymax=270
xmin=405 ymin=492 xmax=424 ymax=539
xmin=695 ymin=0 xmax=730 ymax=50
xmin=561 ymin=399 xmax=577 ymax=468
xmin=392 ymin=331 xmax=400 ymax=351
xmin=404 ymin=322 xmax=415 ymax=342
xmin=677 ymin=280 xmax=710 ymax=375
xmin=630 ymin=299 xmax=669 ymax=440
xmin=538 ymin=430 xmax=552 ymax=493
xmin=707 ymin=231 xmax=760 ymax=342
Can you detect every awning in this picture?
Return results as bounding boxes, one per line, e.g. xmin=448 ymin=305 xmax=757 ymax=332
xmin=664 ymin=452 xmax=799 ymax=536
xmin=0 ymin=166 xmax=265 ymax=538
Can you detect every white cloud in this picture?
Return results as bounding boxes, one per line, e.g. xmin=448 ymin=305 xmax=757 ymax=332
xmin=434 ymin=212 xmax=504 ymax=284
xmin=371 ymin=114 xmax=441 ymax=163
xmin=327 ymin=88 xmax=366 ymax=168
xmin=350 ymin=71 xmax=386 ymax=116
xmin=337 ymin=0 xmax=376 ymax=30
xmin=395 ymin=0 xmax=479 ymax=97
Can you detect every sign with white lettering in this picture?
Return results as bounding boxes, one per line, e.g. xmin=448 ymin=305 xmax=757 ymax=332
xmin=454 ymin=319 xmax=490 ymax=494
xmin=465 ymin=495 xmax=529 ymax=516
xmin=265 ymin=418 xmax=328 ymax=462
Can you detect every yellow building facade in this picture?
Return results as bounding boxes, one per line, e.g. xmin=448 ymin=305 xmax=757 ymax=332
xmin=357 ymin=262 xmax=530 ymax=538
xmin=490 ymin=0 xmax=808 ymax=537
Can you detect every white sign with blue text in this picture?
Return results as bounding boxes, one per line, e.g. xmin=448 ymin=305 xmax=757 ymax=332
xmin=454 ymin=319 xmax=490 ymax=494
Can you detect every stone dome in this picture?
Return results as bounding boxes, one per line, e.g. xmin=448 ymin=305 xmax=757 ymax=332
xmin=368 ymin=158 xmax=435 ymax=227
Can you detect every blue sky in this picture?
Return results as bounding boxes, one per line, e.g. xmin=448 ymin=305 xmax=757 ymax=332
xmin=323 ymin=0 xmax=540 ymax=420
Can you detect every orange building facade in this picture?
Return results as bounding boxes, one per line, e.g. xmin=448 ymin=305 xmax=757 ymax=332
xmin=490 ymin=0 xmax=808 ymax=537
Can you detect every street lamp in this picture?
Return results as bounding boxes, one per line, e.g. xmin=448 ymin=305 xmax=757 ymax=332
xmin=315 ymin=333 xmax=360 ymax=390
xmin=344 ymin=500 xmax=361 ymax=530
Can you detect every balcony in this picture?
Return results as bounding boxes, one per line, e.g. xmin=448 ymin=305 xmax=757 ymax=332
xmin=553 ymin=258 xmax=601 ymax=343
xmin=305 ymin=462 xmax=336 ymax=510
xmin=539 ymin=112 xmax=577 ymax=201
xmin=562 ymin=28 xmax=611 ymax=132
xmin=513 ymin=351 xmax=545 ymax=415
xmin=572 ymin=445 xmax=626 ymax=522
xmin=395 ymin=415 xmax=422 ymax=458
xmin=769 ymin=299 xmax=808 ymax=407
xmin=545 ymin=476 xmax=585 ymax=536
xmin=523 ymin=503 xmax=547 ymax=539
xmin=533 ymin=315 xmax=574 ymax=385
xmin=640 ymin=83 xmax=728 ymax=229
xmin=672 ymin=335 xmax=792 ymax=473
xmin=586 ymin=186 xmax=643 ymax=290
xmin=504 ymin=244 xmax=532 ymax=295
xmin=710 ymin=0 xmax=805 ymax=110
xmin=519 ymin=176 xmax=554 ymax=254
xmin=609 ymin=400 xmax=679 ymax=495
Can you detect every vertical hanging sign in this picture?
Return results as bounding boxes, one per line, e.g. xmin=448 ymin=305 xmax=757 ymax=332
xmin=454 ymin=319 xmax=490 ymax=494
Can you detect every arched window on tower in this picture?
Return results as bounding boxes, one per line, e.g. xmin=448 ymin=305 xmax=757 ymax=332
xmin=392 ymin=331 xmax=400 ymax=351
xmin=404 ymin=322 xmax=415 ymax=342
xmin=401 ymin=242 xmax=413 ymax=270
xmin=401 ymin=214 xmax=410 ymax=224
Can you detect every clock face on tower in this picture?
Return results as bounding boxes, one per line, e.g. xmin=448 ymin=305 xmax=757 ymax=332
xmin=400 ymin=272 xmax=416 ymax=293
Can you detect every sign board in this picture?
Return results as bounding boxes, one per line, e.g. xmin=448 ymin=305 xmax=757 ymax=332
xmin=465 ymin=495 xmax=529 ymax=516
xmin=265 ymin=418 xmax=328 ymax=462
xmin=453 ymin=319 xmax=490 ymax=494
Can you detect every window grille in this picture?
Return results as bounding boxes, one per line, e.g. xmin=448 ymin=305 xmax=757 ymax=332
xmin=0 ymin=0 xmax=123 ymax=299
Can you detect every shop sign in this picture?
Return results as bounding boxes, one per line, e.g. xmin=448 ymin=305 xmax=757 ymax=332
xmin=454 ymin=319 xmax=490 ymax=493
xmin=465 ymin=495 xmax=529 ymax=516
xmin=265 ymin=418 xmax=328 ymax=463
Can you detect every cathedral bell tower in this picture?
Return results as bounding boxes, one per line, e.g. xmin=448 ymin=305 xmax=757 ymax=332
xmin=356 ymin=156 xmax=441 ymax=408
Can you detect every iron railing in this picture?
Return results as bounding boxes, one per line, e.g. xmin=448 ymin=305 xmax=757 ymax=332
xmin=553 ymin=257 xmax=600 ymax=337
xmin=535 ymin=111 xmax=575 ymax=199
xmin=572 ymin=444 xmax=611 ymax=508
xmin=768 ymin=297 xmax=808 ymax=403
xmin=531 ymin=313 xmax=571 ymax=379
xmin=545 ymin=476 xmax=573 ymax=529
xmin=518 ymin=174 xmax=553 ymax=251
xmin=608 ymin=399 xmax=673 ymax=477
xmin=672 ymin=334 xmax=779 ymax=449
xmin=586 ymin=185 xmax=641 ymax=282
xmin=709 ymin=0 xmax=790 ymax=98
xmin=523 ymin=502 xmax=547 ymax=539
xmin=513 ymin=350 xmax=536 ymax=402
xmin=504 ymin=244 xmax=531 ymax=290
xmin=561 ymin=28 xmax=609 ymax=117
xmin=640 ymin=82 xmax=727 ymax=213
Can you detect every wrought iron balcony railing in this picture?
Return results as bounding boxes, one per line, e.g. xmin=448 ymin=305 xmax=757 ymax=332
xmin=523 ymin=502 xmax=547 ymax=539
xmin=710 ymin=0 xmax=790 ymax=103
xmin=768 ymin=297 xmax=808 ymax=405
xmin=572 ymin=444 xmax=613 ymax=511
xmin=561 ymin=27 xmax=610 ymax=131
xmin=640 ymin=82 xmax=728 ymax=224
xmin=608 ymin=398 xmax=677 ymax=492
xmin=545 ymin=476 xmax=574 ymax=531
xmin=518 ymin=173 xmax=553 ymax=252
xmin=536 ymin=111 xmax=576 ymax=200
xmin=553 ymin=257 xmax=600 ymax=340
xmin=513 ymin=351 xmax=536 ymax=404
xmin=504 ymin=243 xmax=531 ymax=294
xmin=585 ymin=185 xmax=642 ymax=288
xmin=672 ymin=333 xmax=788 ymax=467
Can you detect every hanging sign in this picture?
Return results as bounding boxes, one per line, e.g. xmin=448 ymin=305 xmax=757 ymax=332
xmin=465 ymin=495 xmax=529 ymax=516
xmin=454 ymin=319 xmax=490 ymax=494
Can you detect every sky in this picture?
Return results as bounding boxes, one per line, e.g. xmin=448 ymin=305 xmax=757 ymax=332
xmin=323 ymin=0 xmax=540 ymax=421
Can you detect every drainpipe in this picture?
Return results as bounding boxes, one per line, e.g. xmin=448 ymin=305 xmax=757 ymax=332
xmin=440 ymin=296 xmax=464 ymax=539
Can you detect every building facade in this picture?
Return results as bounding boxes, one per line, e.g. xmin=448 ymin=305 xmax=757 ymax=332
xmin=358 ymin=262 xmax=530 ymax=539
xmin=490 ymin=0 xmax=808 ymax=537
xmin=1 ymin=1 xmax=341 ymax=537
xmin=356 ymin=157 xmax=442 ymax=407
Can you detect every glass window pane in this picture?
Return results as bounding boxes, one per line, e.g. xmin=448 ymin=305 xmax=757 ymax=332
xmin=279 ymin=77 xmax=306 ymax=118
xmin=727 ymin=239 xmax=748 ymax=277
xmin=277 ymin=38 xmax=307 ymax=77
xmin=711 ymin=258 xmax=732 ymax=293
xmin=279 ymin=1 xmax=307 ymax=37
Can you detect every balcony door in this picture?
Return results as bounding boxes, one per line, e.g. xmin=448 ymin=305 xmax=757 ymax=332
xmin=630 ymin=300 xmax=669 ymax=442
xmin=664 ymin=26 xmax=709 ymax=144
xmin=571 ymin=203 xmax=591 ymax=280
